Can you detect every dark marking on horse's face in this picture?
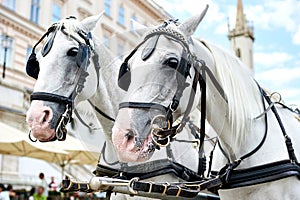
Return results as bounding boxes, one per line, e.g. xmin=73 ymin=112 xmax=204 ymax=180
xmin=43 ymin=101 xmax=66 ymax=129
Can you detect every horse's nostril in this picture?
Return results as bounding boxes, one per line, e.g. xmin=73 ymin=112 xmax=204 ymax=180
xmin=125 ymin=130 xmax=134 ymax=140
xmin=42 ymin=109 xmax=51 ymax=124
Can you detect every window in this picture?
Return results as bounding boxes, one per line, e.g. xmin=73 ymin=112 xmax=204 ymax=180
xmin=118 ymin=6 xmax=124 ymax=25
xmin=117 ymin=43 xmax=124 ymax=59
xmin=4 ymin=0 xmax=16 ymax=10
xmin=103 ymin=35 xmax=110 ymax=49
xmin=30 ymin=0 xmax=40 ymax=24
xmin=104 ymin=0 xmax=110 ymax=16
xmin=236 ymin=48 xmax=241 ymax=58
xmin=0 ymin=35 xmax=14 ymax=69
xmin=130 ymin=15 xmax=137 ymax=31
xmin=26 ymin=46 xmax=33 ymax=60
xmin=52 ymin=3 xmax=61 ymax=23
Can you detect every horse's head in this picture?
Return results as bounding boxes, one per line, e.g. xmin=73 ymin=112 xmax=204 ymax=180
xmin=26 ymin=14 xmax=102 ymax=142
xmin=112 ymin=7 xmax=209 ymax=162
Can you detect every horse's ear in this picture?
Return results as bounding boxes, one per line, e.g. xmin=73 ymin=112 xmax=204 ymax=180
xmin=80 ymin=12 xmax=104 ymax=32
xmin=178 ymin=5 xmax=209 ymax=38
xmin=130 ymin=19 xmax=148 ymax=36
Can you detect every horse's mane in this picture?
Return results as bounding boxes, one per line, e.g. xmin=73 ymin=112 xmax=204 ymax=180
xmin=200 ymin=40 xmax=262 ymax=146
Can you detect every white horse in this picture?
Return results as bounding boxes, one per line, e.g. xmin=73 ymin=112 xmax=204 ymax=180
xmin=25 ymin=14 xmax=213 ymax=199
xmin=111 ymin=8 xmax=300 ymax=200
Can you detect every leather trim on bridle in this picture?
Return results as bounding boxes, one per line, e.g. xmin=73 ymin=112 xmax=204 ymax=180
xmin=119 ymin=102 xmax=168 ymax=113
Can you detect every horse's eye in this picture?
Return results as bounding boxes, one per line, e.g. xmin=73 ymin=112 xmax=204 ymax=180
xmin=67 ymin=47 xmax=78 ymax=57
xmin=164 ymin=57 xmax=179 ymax=69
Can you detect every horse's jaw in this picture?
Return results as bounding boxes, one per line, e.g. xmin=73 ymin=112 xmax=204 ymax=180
xmin=26 ymin=101 xmax=56 ymax=141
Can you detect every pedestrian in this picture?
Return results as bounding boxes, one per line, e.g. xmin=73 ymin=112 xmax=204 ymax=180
xmin=48 ymin=177 xmax=57 ymax=191
xmin=0 ymin=183 xmax=10 ymax=200
xmin=7 ymin=185 xmax=16 ymax=200
xmin=28 ymin=187 xmax=35 ymax=200
xmin=33 ymin=186 xmax=46 ymax=200
xmin=38 ymin=173 xmax=48 ymax=197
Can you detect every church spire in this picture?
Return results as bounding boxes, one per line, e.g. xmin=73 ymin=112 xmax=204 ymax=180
xmin=228 ymin=0 xmax=255 ymax=71
xmin=235 ymin=0 xmax=246 ymax=31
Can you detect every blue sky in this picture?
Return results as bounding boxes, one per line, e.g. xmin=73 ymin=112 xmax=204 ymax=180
xmin=154 ymin=0 xmax=300 ymax=107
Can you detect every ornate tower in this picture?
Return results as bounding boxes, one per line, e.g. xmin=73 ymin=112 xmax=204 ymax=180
xmin=228 ymin=0 xmax=254 ymax=71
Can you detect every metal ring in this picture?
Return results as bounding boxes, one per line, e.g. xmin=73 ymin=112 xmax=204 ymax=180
xmin=55 ymin=125 xmax=65 ymax=140
xmin=193 ymin=139 xmax=200 ymax=149
xmin=150 ymin=115 xmax=170 ymax=130
xmin=270 ymin=92 xmax=282 ymax=103
xmin=128 ymin=177 xmax=138 ymax=194
xmin=150 ymin=126 xmax=164 ymax=137
xmin=169 ymin=104 xmax=177 ymax=112
xmin=151 ymin=134 xmax=170 ymax=147
xmin=28 ymin=130 xmax=37 ymax=142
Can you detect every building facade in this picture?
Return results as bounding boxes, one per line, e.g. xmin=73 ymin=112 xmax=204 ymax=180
xmin=0 ymin=0 xmax=170 ymax=186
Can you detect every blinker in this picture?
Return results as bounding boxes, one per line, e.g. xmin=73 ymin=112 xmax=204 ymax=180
xmin=41 ymin=30 xmax=58 ymax=57
xmin=141 ymin=35 xmax=160 ymax=61
xmin=26 ymin=52 xmax=39 ymax=79
xmin=118 ymin=62 xmax=131 ymax=91
xmin=76 ymin=43 xmax=90 ymax=70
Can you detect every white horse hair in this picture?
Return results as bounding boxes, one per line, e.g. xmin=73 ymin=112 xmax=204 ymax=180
xmin=201 ymin=41 xmax=262 ymax=147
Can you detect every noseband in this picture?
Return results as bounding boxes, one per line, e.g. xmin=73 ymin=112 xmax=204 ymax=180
xmin=27 ymin=20 xmax=95 ymax=142
xmin=118 ymin=21 xmax=227 ymax=148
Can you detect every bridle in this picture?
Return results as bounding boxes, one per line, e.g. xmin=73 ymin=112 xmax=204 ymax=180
xmin=117 ymin=21 xmax=227 ymax=149
xmin=26 ymin=19 xmax=95 ymax=142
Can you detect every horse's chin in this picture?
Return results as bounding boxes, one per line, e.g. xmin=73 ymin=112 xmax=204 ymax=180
xmin=112 ymin=126 xmax=155 ymax=162
xmin=31 ymin=125 xmax=56 ymax=141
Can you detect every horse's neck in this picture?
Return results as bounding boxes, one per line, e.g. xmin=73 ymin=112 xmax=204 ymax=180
xmin=90 ymin=43 xmax=125 ymax=121
xmin=88 ymin=43 xmax=125 ymax=163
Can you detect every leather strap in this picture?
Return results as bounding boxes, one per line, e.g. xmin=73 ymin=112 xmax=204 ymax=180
xmin=119 ymin=102 xmax=168 ymax=113
xmin=219 ymin=160 xmax=300 ymax=189
xmin=94 ymin=159 xmax=202 ymax=182
xmin=132 ymin=182 xmax=199 ymax=198
xmin=262 ymin=88 xmax=298 ymax=163
xmin=30 ymin=92 xmax=73 ymax=106
xmin=61 ymin=178 xmax=93 ymax=193
xmin=88 ymin=100 xmax=115 ymax=122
